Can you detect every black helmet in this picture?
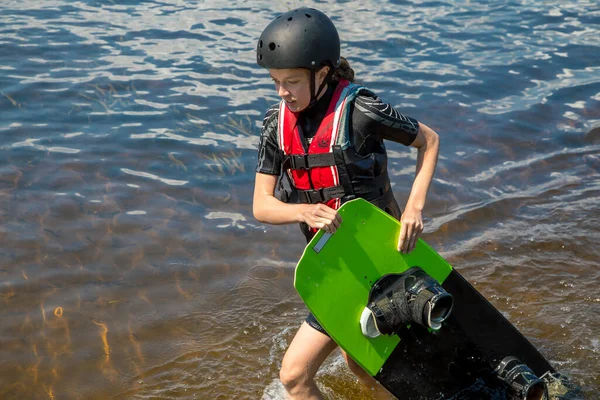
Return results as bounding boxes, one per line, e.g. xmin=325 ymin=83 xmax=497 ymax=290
xmin=257 ymin=8 xmax=341 ymax=70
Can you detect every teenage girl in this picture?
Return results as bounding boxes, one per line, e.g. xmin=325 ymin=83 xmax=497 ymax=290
xmin=253 ymin=7 xmax=439 ymax=399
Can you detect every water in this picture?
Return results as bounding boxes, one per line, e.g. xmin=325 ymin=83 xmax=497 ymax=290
xmin=0 ymin=1 xmax=598 ymax=399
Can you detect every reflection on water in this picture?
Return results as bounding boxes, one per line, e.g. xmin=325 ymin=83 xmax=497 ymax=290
xmin=0 ymin=0 xmax=599 ymax=399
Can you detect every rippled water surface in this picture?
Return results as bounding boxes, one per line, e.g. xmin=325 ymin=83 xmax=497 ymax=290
xmin=1 ymin=1 xmax=599 ymax=399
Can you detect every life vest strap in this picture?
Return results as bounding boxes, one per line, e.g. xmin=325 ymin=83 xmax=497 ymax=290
xmin=296 ymin=186 xmax=396 ymax=210
xmin=333 ymin=145 xmax=355 ymax=199
xmin=297 ymin=185 xmax=346 ymax=204
xmin=294 ymin=172 xmax=394 ymax=206
xmin=283 ymin=153 xmax=336 ymax=170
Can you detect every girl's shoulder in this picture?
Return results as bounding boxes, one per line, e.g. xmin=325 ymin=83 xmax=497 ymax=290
xmin=352 ymin=88 xmax=389 ymax=114
xmin=354 ymin=87 xmax=379 ymax=103
xmin=263 ymin=103 xmax=280 ymax=121
xmin=260 ymin=103 xmax=280 ymax=136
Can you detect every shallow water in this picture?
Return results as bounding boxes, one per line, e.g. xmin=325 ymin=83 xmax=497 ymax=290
xmin=0 ymin=1 xmax=599 ymax=399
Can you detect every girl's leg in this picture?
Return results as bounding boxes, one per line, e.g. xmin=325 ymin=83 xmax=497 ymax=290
xmin=280 ymin=322 xmax=338 ymax=400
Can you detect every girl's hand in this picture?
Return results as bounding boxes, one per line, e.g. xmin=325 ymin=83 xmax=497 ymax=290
xmin=398 ymin=207 xmax=423 ymax=253
xmin=300 ymin=203 xmax=342 ymax=234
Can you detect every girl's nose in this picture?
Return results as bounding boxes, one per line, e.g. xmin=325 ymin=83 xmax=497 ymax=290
xmin=277 ymin=84 xmax=289 ymax=98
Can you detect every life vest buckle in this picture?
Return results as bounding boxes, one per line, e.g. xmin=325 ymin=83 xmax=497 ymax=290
xmin=290 ymin=154 xmax=309 ymax=170
xmin=300 ymin=188 xmax=326 ymax=203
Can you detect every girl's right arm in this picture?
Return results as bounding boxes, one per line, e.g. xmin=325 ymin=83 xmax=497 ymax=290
xmin=252 ymin=172 xmax=342 ymax=233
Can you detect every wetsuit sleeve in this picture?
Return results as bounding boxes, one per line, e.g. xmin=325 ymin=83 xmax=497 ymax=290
xmin=255 ymin=104 xmax=282 ymax=175
xmin=352 ymin=91 xmax=420 ymax=146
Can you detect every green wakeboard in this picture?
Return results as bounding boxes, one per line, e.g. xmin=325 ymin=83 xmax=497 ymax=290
xmin=294 ymin=198 xmax=575 ymax=399
xmin=294 ymin=198 xmax=452 ymax=376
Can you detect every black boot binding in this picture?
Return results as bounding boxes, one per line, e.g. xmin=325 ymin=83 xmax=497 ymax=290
xmin=360 ymin=267 xmax=454 ymax=338
xmin=495 ymin=356 xmax=548 ymax=400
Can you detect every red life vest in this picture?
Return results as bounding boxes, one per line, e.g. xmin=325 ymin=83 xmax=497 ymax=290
xmin=277 ymin=79 xmax=359 ymax=210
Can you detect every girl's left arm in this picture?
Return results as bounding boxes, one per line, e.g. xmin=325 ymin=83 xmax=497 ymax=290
xmin=397 ymin=122 xmax=439 ymax=253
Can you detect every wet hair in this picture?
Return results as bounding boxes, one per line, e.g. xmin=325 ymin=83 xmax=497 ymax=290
xmin=331 ymin=57 xmax=356 ymax=83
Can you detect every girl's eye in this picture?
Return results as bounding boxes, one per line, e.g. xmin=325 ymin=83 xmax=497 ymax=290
xmin=288 ymin=80 xmax=299 ymax=84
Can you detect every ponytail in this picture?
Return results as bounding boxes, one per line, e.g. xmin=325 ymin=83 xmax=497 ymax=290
xmin=332 ymin=57 xmax=356 ymax=83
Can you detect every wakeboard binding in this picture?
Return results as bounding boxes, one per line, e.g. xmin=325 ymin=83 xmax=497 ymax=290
xmin=360 ymin=266 xmax=454 ymax=338
xmin=495 ymin=356 xmax=548 ymax=400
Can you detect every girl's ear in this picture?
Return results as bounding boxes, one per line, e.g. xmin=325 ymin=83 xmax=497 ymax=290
xmin=318 ymin=66 xmax=330 ymax=83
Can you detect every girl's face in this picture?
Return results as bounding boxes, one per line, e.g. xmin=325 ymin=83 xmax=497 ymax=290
xmin=269 ymin=67 xmax=329 ymax=112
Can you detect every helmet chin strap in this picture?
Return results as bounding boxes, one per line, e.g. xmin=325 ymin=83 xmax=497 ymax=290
xmin=307 ymin=67 xmax=334 ymax=110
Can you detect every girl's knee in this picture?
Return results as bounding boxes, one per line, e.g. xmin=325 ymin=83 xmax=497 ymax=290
xmin=279 ymin=322 xmax=336 ymax=394
xmin=279 ymin=362 xmax=309 ymax=392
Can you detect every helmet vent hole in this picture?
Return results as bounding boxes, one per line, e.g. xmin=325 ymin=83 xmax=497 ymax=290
xmin=259 ymin=40 xmax=263 ymax=48
xmin=259 ymin=55 xmax=263 ymax=60
xmin=269 ymin=42 xmax=276 ymax=51
xmin=287 ymin=17 xmax=293 ymax=21
xmin=305 ymin=14 xmax=311 ymax=18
